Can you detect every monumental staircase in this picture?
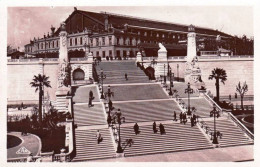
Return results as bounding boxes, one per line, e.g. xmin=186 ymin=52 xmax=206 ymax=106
xmin=72 ymin=128 xmax=116 ymax=162
xmin=120 ymin=122 xmax=213 ymax=157
xmin=203 ymin=118 xmax=254 ymax=147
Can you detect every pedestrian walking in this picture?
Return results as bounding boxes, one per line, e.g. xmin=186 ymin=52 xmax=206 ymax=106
xmin=107 ymin=115 xmax=112 ymax=126
xmin=125 ymin=73 xmax=128 ymax=81
xmin=173 ymin=111 xmax=177 ymax=121
xmin=180 ymin=112 xmax=183 ymax=123
xmin=190 ymin=117 xmax=194 ymax=127
xmin=193 ymin=114 xmax=197 ymax=125
xmin=153 ymin=121 xmax=157 ymax=133
xmin=159 ymin=123 xmax=165 ymax=135
xmin=96 ymin=130 xmax=102 ymax=144
xmin=183 ymin=113 xmax=187 ymax=124
xmin=134 ymin=123 xmax=139 ymax=135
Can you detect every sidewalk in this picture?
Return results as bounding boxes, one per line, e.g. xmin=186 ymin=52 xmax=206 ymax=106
xmin=92 ymin=145 xmax=253 ymax=162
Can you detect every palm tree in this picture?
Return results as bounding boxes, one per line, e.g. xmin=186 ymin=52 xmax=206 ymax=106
xmin=208 ymin=68 xmax=227 ymax=102
xmin=236 ymin=81 xmax=248 ymax=110
xmin=30 ymin=74 xmax=51 ymax=124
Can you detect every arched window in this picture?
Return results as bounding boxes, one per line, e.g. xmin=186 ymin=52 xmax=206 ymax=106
xmin=73 ymin=68 xmax=85 ymax=80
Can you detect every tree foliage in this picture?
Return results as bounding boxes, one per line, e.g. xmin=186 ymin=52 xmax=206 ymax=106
xmin=208 ymin=68 xmax=227 ymax=102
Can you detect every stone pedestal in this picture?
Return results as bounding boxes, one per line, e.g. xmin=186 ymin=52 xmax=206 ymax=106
xmin=155 ymin=43 xmax=168 ymax=79
xmin=136 ymin=52 xmax=142 ymax=63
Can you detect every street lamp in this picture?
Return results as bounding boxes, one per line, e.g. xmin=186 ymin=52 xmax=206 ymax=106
xmin=177 ymin=64 xmax=179 ymax=82
xmin=210 ymin=104 xmax=221 ymax=144
xmin=99 ymin=69 xmax=106 ymax=99
xmin=185 ymin=82 xmax=194 ymax=115
xmin=111 ymin=108 xmax=125 ymax=153
xmin=169 ymin=69 xmax=174 ymax=96
xmin=105 ymin=85 xmax=114 ymax=116
xmin=164 ymin=64 xmax=166 ymax=84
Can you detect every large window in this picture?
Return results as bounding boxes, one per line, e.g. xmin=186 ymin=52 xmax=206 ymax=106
xmin=96 ymin=38 xmax=99 ymax=46
xmin=117 ymin=37 xmax=120 ymax=45
xmin=80 ymin=37 xmax=82 ymax=45
xmin=109 ymin=36 xmax=112 ymax=45
xmin=90 ymin=38 xmax=93 ymax=46
xmin=75 ymin=38 xmax=77 ymax=45
xmin=102 ymin=51 xmax=105 ymax=58
xmin=102 ymin=37 xmax=105 ymax=45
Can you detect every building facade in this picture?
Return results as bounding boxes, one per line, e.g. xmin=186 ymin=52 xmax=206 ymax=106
xmin=24 ymin=8 xmax=232 ymax=59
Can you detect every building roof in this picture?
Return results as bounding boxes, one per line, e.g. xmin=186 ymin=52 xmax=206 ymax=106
xmin=53 ymin=9 xmax=232 ymax=38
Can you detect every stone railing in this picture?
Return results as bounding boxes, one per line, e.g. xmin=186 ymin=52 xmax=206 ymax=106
xmin=204 ymin=93 xmax=223 ymax=114
xmin=197 ymin=117 xmax=213 ymax=137
xmin=228 ymin=112 xmax=254 ymax=140
xmin=168 ymin=56 xmax=186 ymax=60
xmin=43 ymin=58 xmax=59 ymax=61
xmin=8 ymin=58 xmax=59 ymax=63
xmin=8 ymin=58 xmax=39 ymax=62
xmin=70 ymin=57 xmax=88 ymax=61
xmin=198 ymin=55 xmax=253 ymax=60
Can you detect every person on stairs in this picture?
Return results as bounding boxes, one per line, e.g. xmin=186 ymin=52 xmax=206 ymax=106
xmin=125 ymin=73 xmax=128 ymax=81
xmin=173 ymin=111 xmax=177 ymax=121
xmin=159 ymin=123 xmax=165 ymax=135
xmin=180 ymin=112 xmax=183 ymax=123
xmin=153 ymin=121 xmax=157 ymax=133
xmin=134 ymin=123 xmax=139 ymax=135
xmin=96 ymin=130 xmax=102 ymax=144
xmin=183 ymin=112 xmax=187 ymax=124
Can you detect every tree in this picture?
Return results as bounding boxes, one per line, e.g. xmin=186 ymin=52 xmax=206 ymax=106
xmin=236 ymin=81 xmax=248 ymax=110
xmin=30 ymin=74 xmax=51 ymax=124
xmin=208 ymin=68 xmax=227 ymax=102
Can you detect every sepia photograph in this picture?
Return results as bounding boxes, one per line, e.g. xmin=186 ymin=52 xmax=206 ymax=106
xmin=5 ymin=5 xmax=254 ymax=163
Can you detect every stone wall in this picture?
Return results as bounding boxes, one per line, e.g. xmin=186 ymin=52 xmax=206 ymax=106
xmin=7 ymin=61 xmax=59 ymax=104
xmin=168 ymin=59 xmax=254 ymax=96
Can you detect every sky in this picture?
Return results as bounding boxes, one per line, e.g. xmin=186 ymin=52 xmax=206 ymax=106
xmin=7 ymin=6 xmax=253 ymax=50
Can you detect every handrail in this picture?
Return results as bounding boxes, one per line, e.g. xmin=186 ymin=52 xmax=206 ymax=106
xmin=228 ymin=112 xmax=254 ymax=140
xmin=204 ymin=93 xmax=223 ymax=114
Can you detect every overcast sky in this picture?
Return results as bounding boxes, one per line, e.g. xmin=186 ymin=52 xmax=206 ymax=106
xmin=8 ymin=6 xmax=253 ymax=50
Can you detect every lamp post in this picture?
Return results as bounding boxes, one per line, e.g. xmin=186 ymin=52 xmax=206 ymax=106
xmin=210 ymin=104 xmax=221 ymax=144
xmin=185 ymin=82 xmax=194 ymax=115
xmin=112 ymin=108 xmax=125 ymax=153
xmin=164 ymin=64 xmax=166 ymax=84
xmin=99 ymin=69 xmax=106 ymax=99
xmin=105 ymin=85 xmax=114 ymax=117
xmin=177 ymin=64 xmax=179 ymax=81
xmin=169 ymin=69 xmax=174 ymax=96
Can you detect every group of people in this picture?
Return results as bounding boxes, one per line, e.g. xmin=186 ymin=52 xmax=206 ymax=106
xmin=153 ymin=122 xmax=166 ymax=135
xmin=134 ymin=122 xmax=166 ymax=135
xmin=190 ymin=114 xmax=197 ymax=127
xmin=179 ymin=112 xmax=188 ymax=124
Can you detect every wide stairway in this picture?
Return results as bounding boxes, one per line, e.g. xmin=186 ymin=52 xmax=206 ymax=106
xmin=96 ymin=61 xmax=150 ymax=84
xmin=121 ymin=122 xmax=213 ymax=157
xmin=72 ymin=128 xmax=116 ymax=162
xmin=113 ymin=100 xmax=182 ymax=123
xmin=204 ymin=118 xmax=254 ymax=147
xmin=73 ymin=104 xmax=106 ymax=126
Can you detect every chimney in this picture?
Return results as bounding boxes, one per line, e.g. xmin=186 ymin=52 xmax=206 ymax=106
xmin=51 ymin=25 xmax=55 ymax=36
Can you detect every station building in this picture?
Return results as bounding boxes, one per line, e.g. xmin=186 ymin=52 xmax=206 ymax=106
xmin=24 ymin=8 xmax=232 ymax=59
